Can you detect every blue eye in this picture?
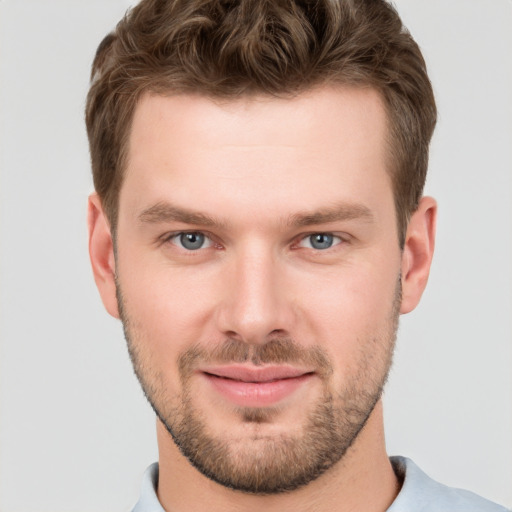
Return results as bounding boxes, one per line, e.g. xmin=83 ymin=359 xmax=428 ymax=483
xmin=172 ymin=232 xmax=212 ymax=250
xmin=299 ymin=233 xmax=342 ymax=250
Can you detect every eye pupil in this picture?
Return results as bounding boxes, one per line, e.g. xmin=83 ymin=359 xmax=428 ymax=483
xmin=310 ymin=234 xmax=334 ymax=250
xmin=180 ymin=232 xmax=205 ymax=250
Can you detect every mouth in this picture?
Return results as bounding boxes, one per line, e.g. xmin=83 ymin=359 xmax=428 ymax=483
xmin=199 ymin=365 xmax=316 ymax=408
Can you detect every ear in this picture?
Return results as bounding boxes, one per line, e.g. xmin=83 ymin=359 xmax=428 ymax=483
xmin=88 ymin=193 xmax=120 ymax=319
xmin=400 ymin=196 xmax=437 ymax=314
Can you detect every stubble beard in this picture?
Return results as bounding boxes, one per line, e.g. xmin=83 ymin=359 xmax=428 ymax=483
xmin=117 ymin=280 xmax=401 ymax=495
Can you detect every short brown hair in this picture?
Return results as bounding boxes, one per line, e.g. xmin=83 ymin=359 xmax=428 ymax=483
xmin=85 ymin=0 xmax=436 ymax=245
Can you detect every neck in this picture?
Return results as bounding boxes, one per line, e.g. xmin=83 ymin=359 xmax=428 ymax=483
xmin=156 ymin=401 xmax=400 ymax=512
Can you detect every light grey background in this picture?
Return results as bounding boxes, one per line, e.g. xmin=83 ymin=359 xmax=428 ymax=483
xmin=0 ymin=1 xmax=511 ymax=511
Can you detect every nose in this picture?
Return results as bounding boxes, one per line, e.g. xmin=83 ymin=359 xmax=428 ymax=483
xmin=216 ymin=244 xmax=294 ymax=345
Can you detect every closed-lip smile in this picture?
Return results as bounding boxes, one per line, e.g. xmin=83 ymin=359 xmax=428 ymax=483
xmin=198 ymin=364 xmax=315 ymax=407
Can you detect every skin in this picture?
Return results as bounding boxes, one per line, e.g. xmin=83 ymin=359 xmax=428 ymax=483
xmin=88 ymin=86 xmax=436 ymax=512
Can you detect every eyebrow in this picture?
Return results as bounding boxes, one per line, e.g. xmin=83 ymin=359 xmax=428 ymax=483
xmin=138 ymin=201 xmax=374 ymax=228
xmin=138 ymin=202 xmax=222 ymax=227
xmin=289 ymin=203 xmax=374 ymax=227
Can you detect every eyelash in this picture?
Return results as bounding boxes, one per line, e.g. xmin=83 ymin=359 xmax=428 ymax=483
xmin=162 ymin=231 xmax=217 ymax=251
xmin=161 ymin=231 xmax=349 ymax=252
xmin=295 ymin=233 xmax=345 ymax=250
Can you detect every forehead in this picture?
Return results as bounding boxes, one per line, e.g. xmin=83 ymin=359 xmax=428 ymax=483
xmin=128 ymin=86 xmax=388 ymax=157
xmin=121 ymin=86 xmax=393 ymax=225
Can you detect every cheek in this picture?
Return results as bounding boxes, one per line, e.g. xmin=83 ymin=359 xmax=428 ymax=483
xmin=117 ymin=253 xmax=220 ymax=353
xmin=297 ymin=260 xmax=398 ymax=324
xmin=294 ymin=263 xmax=399 ymax=370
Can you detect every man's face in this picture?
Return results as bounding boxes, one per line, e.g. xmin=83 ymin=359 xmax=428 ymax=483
xmin=114 ymin=87 xmax=403 ymax=493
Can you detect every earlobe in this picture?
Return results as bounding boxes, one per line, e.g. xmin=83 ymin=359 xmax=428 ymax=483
xmin=400 ymin=196 xmax=437 ymax=314
xmin=88 ymin=193 xmax=120 ymax=319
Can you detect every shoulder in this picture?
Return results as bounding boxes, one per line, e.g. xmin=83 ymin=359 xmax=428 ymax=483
xmin=388 ymin=456 xmax=510 ymax=512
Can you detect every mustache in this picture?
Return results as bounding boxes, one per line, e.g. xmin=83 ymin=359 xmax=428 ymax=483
xmin=178 ymin=337 xmax=332 ymax=377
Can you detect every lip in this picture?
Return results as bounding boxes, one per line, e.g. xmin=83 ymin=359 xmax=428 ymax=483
xmin=199 ymin=365 xmax=315 ymax=408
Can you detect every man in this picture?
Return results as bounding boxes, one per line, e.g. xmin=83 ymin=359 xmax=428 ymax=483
xmin=85 ymin=0 xmax=508 ymax=511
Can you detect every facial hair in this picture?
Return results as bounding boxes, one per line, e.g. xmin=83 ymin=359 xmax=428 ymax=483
xmin=117 ymin=279 xmax=401 ymax=495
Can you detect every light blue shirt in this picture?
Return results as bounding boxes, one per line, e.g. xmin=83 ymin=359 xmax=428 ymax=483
xmin=132 ymin=456 xmax=510 ymax=511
